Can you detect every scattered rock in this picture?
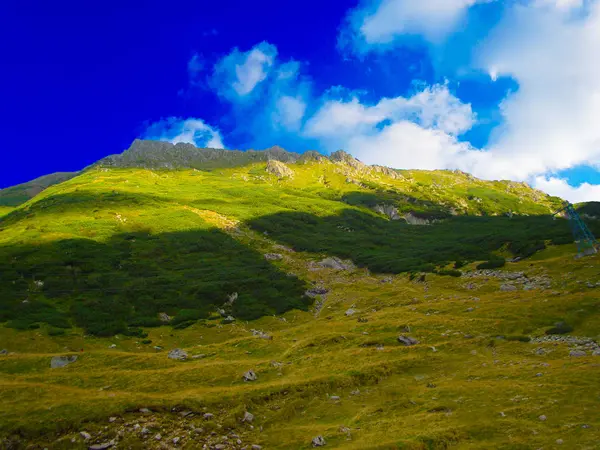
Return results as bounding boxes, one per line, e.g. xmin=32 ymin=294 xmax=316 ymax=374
xmin=535 ymin=348 xmax=546 ymax=355
xmin=500 ymin=284 xmax=517 ymax=292
xmin=556 ymin=439 xmax=564 ymax=445
xmin=251 ymin=445 xmax=263 ymax=450
xmin=330 ymin=395 xmax=340 ymax=401
xmin=318 ymin=257 xmax=355 ymax=271
xmin=243 ymin=370 xmax=258 ymax=382
xmin=223 ymin=315 xmax=236 ymax=324
xmin=242 ymin=411 xmax=254 ymax=423
xmin=404 ymin=212 xmax=432 ymax=225
xmin=88 ymin=442 xmax=114 ymax=450
xmin=251 ymin=329 xmax=272 ymax=340
xmin=345 ymin=308 xmax=356 ymax=316
xmin=214 ymin=445 xmax=226 ymax=450
xmin=154 ymin=346 xmax=163 ymax=351
xmin=192 ymin=354 xmax=206 ymax=359
xmin=154 ymin=433 xmax=162 ymax=441
xmin=50 ymin=355 xmax=77 ymax=368
xmin=539 ymin=415 xmax=547 ymax=421
xmin=264 ymin=253 xmax=283 ymax=261
xmin=397 ymin=336 xmax=419 ymax=346
xmin=373 ymin=204 xmax=402 ymax=220
xmin=305 ymin=287 xmax=328 ymax=298
xmin=172 ymin=437 xmax=180 ymax=445
xmin=357 ymin=317 xmax=368 ymax=323
xmin=168 ymin=348 xmax=188 ymax=361
xmin=569 ymin=350 xmax=586 ymax=357
xmin=179 ymin=410 xmax=193 ymax=418
xmin=0 ymin=349 xmax=7 ymax=355
xmin=266 ymin=159 xmax=294 ymax=178
xmin=108 ymin=344 xmax=116 ymax=349
xmin=139 ymin=408 xmax=151 ymax=414
xmin=312 ymin=435 xmax=326 ymax=447
xmin=158 ymin=312 xmax=171 ymax=323
xmin=108 ymin=417 xmax=117 ymax=423
xmin=80 ymin=431 xmax=91 ymax=440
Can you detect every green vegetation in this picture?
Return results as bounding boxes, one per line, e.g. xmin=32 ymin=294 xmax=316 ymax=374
xmin=0 ymin=147 xmax=599 ymax=448
xmin=0 ymin=172 xmax=78 ymax=206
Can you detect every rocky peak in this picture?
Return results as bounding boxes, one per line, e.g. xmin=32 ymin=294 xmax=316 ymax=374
xmin=329 ymin=150 xmax=366 ymax=171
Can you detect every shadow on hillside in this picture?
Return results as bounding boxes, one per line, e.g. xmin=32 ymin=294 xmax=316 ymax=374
xmin=247 ymin=208 xmax=587 ymax=274
xmin=0 ymin=227 xmax=309 ymax=335
xmin=0 ymin=191 xmax=169 ymax=226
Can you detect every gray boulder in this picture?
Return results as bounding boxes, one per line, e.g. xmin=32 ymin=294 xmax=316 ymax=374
xmin=168 ymin=348 xmax=188 ymax=361
xmin=264 ymin=253 xmax=283 ymax=261
xmin=319 ymin=257 xmax=354 ymax=270
xmin=266 ymin=160 xmax=294 ymax=178
xmin=242 ymin=411 xmax=254 ymax=423
xmin=312 ymin=435 xmax=326 ymax=447
xmin=158 ymin=312 xmax=171 ymax=323
xmin=50 ymin=355 xmax=78 ymax=368
xmin=243 ymin=370 xmax=258 ymax=382
xmin=398 ymin=336 xmax=419 ymax=346
xmin=570 ymin=350 xmax=586 ymax=357
xmin=345 ymin=308 xmax=356 ymax=316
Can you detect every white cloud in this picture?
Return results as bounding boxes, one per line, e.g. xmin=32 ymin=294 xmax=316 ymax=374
xmin=272 ymin=95 xmax=307 ymax=131
xmin=339 ymin=0 xmax=480 ymax=53
xmin=533 ymin=176 xmax=600 ymax=202
xmin=470 ymin=0 xmax=600 ymax=180
xmin=144 ymin=118 xmax=224 ymax=149
xmin=304 ymin=84 xmax=479 ymax=170
xmin=211 ymin=42 xmax=277 ymax=101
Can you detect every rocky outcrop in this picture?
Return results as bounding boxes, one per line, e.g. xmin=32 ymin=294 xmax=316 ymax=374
xmin=371 ymin=165 xmax=403 ymax=180
xmin=329 ymin=150 xmax=366 ymax=171
xmin=373 ymin=204 xmax=402 ymax=220
xmin=318 ymin=257 xmax=355 ymax=270
xmin=404 ymin=213 xmax=432 ymax=226
xmin=96 ymin=140 xmax=301 ymax=170
xmin=50 ymin=355 xmax=78 ymax=368
xmin=168 ymin=348 xmax=188 ymax=361
xmin=266 ymin=160 xmax=294 ymax=178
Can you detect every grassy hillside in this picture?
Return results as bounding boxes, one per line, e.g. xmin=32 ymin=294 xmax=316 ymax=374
xmin=0 ymin=159 xmax=583 ymax=336
xmin=1 ymin=149 xmax=599 ymax=448
xmin=0 ymin=172 xmax=78 ymax=207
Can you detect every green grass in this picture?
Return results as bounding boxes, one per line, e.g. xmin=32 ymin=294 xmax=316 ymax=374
xmin=0 ymin=159 xmax=599 ymax=448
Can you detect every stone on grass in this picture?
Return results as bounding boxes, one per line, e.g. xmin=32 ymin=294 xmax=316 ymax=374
xmin=539 ymin=415 xmax=547 ymax=421
xmin=264 ymin=253 xmax=283 ymax=261
xmin=319 ymin=257 xmax=354 ymax=271
xmin=88 ymin=442 xmax=114 ymax=450
xmin=243 ymin=370 xmax=258 ymax=381
xmin=108 ymin=344 xmax=116 ymax=349
xmin=0 ymin=349 xmax=7 ymax=355
xmin=154 ymin=433 xmax=162 ymax=441
xmin=251 ymin=445 xmax=263 ymax=450
xmin=312 ymin=435 xmax=326 ymax=447
xmin=50 ymin=355 xmax=77 ymax=368
xmin=80 ymin=431 xmax=91 ymax=440
xmin=168 ymin=348 xmax=188 ymax=360
xmin=397 ymin=336 xmax=419 ymax=346
xmin=172 ymin=437 xmax=180 ymax=445
xmin=569 ymin=350 xmax=586 ymax=357
xmin=500 ymin=284 xmax=517 ymax=292
xmin=158 ymin=312 xmax=171 ymax=323
xmin=242 ymin=411 xmax=254 ymax=423
xmin=203 ymin=413 xmax=214 ymax=420
xmin=345 ymin=309 xmax=356 ymax=316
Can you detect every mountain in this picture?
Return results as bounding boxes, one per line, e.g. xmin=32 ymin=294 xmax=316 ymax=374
xmin=0 ymin=171 xmax=78 ymax=207
xmin=1 ymin=140 xmax=599 ymax=449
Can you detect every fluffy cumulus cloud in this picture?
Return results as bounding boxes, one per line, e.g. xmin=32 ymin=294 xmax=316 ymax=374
xmin=534 ymin=176 xmax=600 ymax=203
xmin=339 ymin=0 xmax=480 ymax=53
xmin=210 ymin=41 xmax=277 ymax=101
xmin=304 ymin=84 xmax=479 ymax=170
xmin=473 ymin=0 xmax=600 ymax=182
xmin=144 ymin=117 xmax=224 ymax=149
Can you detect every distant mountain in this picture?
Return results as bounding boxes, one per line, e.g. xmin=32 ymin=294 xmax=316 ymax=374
xmin=95 ymin=139 xmax=306 ymax=169
xmin=0 ymin=172 xmax=79 ymax=206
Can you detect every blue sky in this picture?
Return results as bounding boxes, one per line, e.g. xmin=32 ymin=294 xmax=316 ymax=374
xmin=1 ymin=0 xmax=599 ymax=202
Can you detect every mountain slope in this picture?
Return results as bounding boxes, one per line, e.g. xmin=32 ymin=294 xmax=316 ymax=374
xmin=0 ymin=171 xmax=79 ymax=206
xmin=1 ymin=140 xmax=599 ymax=449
